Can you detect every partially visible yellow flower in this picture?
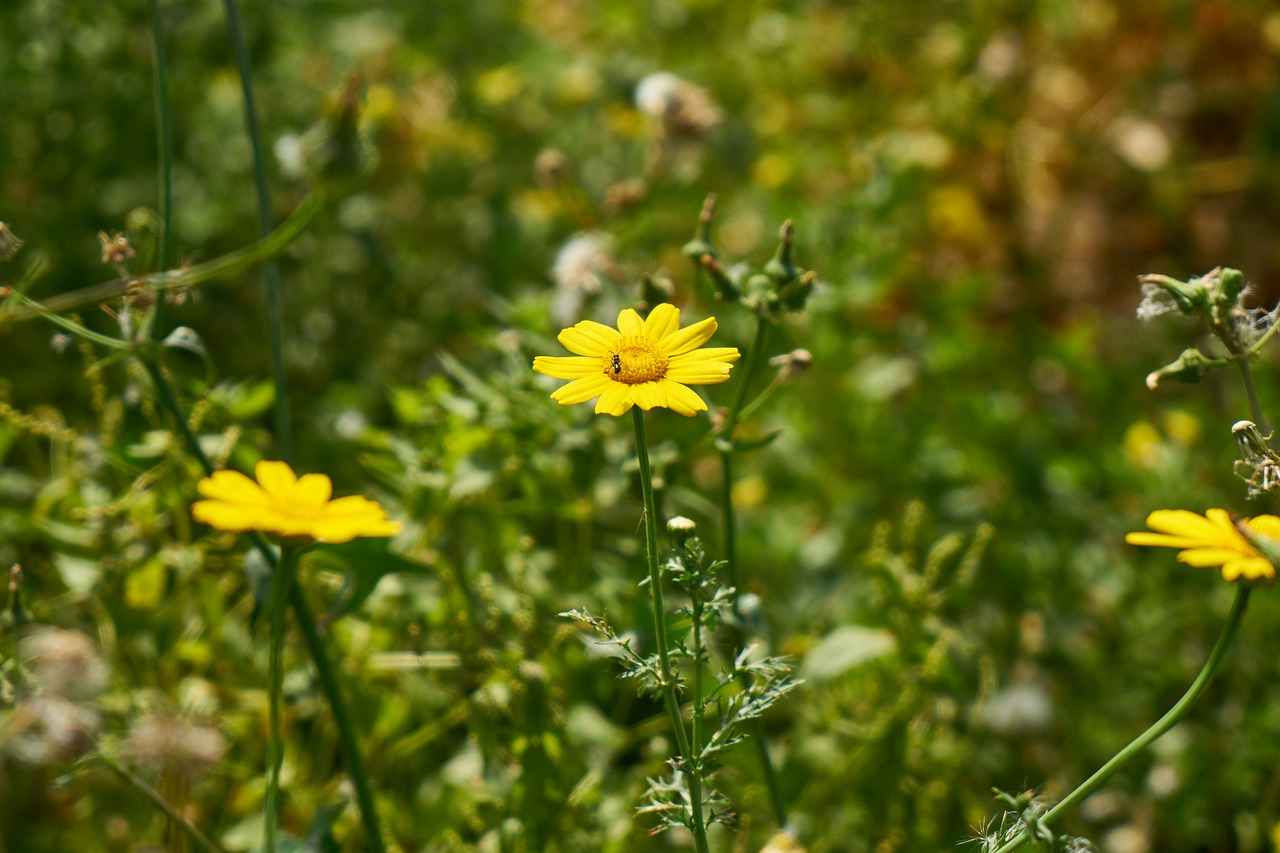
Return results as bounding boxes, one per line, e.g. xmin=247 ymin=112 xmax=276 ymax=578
xmin=1125 ymin=508 xmax=1280 ymax=581
xmin=532 ymin=303 xmax=739 ymax=417
xmin=192 ymin=461 xmax=401 ymax=544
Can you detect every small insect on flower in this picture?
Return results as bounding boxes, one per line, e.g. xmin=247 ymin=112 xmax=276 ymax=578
xmin=533 ymin=303 xmax=740 ymax=417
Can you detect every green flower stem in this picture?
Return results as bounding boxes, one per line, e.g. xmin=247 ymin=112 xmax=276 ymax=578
xmin=90 ymin=755 xmax=225 ymax=853
xmin=717 ymin=312 xmax=788 ymax=828
xmin=143 ymin=360 xmax=387 ymax=853
xmin=1237 ymin=358 xmax=1269 ymax=434
xmin=994 ymin=584 xmax=1252 ymax=853
xmin=264 ymin=543 xmax=299 ymax=853
xmin=222 ymin=0 xmax=291 ymax=464
xmin=633 ymin=408 xmax=710 ymax=853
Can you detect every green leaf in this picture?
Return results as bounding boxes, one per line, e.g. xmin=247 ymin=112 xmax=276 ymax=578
xmin=301 ymin=538 xmax=433 ymax=621
xmin=799 ymin=625 xmax=896 ymax=682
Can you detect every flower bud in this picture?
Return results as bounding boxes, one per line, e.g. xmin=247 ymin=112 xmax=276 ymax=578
xmin=763 ymin=219 xmax=799 ymax=286
xmin=1137 ymin=272 xmax=1210 ymax=316
xmin=667 ymin=516 xmax=697 ymax=545
xmin=1145 ymin=347 xmax=1211 ymax=389
xmin=682 ymin=193 xmax=718 ymax=262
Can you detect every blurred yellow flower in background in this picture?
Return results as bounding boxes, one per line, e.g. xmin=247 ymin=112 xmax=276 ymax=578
xmin=192 ymin=461 xmax=401 ymax=544
xmin=1126 ymin=508 xmax=1280 ymax=581
xmin=533 ymin=303 xmax=739 ymax=417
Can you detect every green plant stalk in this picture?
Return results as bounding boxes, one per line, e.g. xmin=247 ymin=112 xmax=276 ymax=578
xmin=633 ymin=409 xmax=709 ymax=853
xmin=690 ymin=570 xmax=706 ymax=829
xmin=1237 ymin=358 xmax=1269 ymax=434
xmin=142 ymin=359 xmax=387 ymax=853
xmin=147 ymin=0 xmax=174 ymax=338
xmin=222 ymin=0 xmax=292 ymax=464
xmin=717 ymin=312 xmax=788 ymax=828
xmin=264 ymin=543 xmax=299 ymax=853
xmin=993 ymin=584 xmax=1251 ymax=853
xmin=92 ymin=755 xmax=225 ymax=853
xmin=4 ymin=193 xmax=324 ymax=322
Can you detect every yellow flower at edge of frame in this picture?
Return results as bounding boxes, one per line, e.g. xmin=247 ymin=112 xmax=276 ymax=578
xmin=1125 ymin=508 xmax=1280 ymax=582
xmin=532 ymin=303 xmax=740 ymax=417
xmin=192 ymin=461 xmax=402 ymax=544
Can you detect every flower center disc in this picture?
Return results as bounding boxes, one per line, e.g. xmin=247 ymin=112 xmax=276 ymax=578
xmin=605 ymin=337 xmax=669 ymax=385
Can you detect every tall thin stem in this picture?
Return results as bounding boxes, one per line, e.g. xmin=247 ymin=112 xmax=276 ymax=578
xmin=633 ymin=409 xmax=710 ymax=853
xmin=222 ymin=0 xmax=292 ymax=464
xmin=264 ymin=543 xmax=299 ymax=853
xmin=143 ymin=359 xmax=386 ymax=852
xmin=1238 ymin=358 xmax=1268 ymax=433
xmin=993 ymin=584 xmax=1251 ymax=853
xmin=92 ymin=756 xmax=224 ymax=853
xmin=146 ymin=0 xmax=174 ymax=336
xmin=717 ymin=312 xmax=788 ymax=827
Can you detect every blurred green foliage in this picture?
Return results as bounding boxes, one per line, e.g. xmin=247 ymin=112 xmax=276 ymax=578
xmin=6 ymin=0 xmax=1280 ymax=851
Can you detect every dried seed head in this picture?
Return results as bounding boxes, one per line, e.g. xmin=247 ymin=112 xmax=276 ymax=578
xmin=0 ymin=223 xmax=23 ymax=261
xmin=98 ymin=231 xmax=135 ymax=266
xmin=534 ymin=148 xmax=569 ymax=186
xmin=124 ymin=713 xmax=228 ymax=775
xmin=19 ymin=626 xmax=108 ymax=700
xmin=5 ymin=694 xmax=100 ymax=765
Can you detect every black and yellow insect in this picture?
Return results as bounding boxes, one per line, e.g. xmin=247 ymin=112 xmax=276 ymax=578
xmin=612 ymin=354 xmax=622 ymax=374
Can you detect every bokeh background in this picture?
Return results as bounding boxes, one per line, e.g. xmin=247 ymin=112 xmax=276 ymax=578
xmin=6 ymin=1 xmax=1280 ymax=850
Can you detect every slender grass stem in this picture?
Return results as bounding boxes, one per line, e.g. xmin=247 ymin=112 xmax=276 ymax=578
xmin=717 ymin=312 xmax=788 ymax=828
xmin=146 ymin=0 xmax=174 ymax=337
xmin=993 ymin=585 xmax=1251 ymax=853
xmin=142 ymin=359 xmax=387 ymax=853
xmin=90 ymin=755 xmax=225 ymax=853
xmin=222 ymin=0 xmax=292 ymax=464
xmin=3 ymin=193 xmax=324 ymax=322
xmin=264 ymin=544 xmax=299 ymax=853
xmin=633 ymin=409 xmax=709 ymax=853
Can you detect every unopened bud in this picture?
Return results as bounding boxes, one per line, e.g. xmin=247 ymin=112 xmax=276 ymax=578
xmin=1145 ymin=348 xmax=1212 ymax=390
xmin=779 ymin=269 xmax=817 ymax=311
xmin=764 ymin=219 xmax=799 ymax=286
xmin=667 ymin=516 xmax=697 ymax=544
xmin=770 ymin=348 xmax=812 ymax=380
xmin=682 ymin=193 xmax=718 ymax=262
xmin=699 ymin=254 xmax=740 ymax=300
xmin=1138 ymin=272 xmax=1210 ymax=316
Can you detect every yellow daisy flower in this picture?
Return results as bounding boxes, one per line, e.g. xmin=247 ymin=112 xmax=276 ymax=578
xmin=532 ymin=303 xmax=740 ymax=417
xmin=192 ymin=461 xmax=402 ymax=544
xmin=1125 ymin=508 xmax=1280 ymax=581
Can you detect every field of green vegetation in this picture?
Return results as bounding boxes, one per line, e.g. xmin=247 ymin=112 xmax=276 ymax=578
xmin=7 ymin=2 xmax=1280 ymax=851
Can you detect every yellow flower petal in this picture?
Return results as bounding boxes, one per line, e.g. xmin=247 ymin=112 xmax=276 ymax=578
xmin=255 ymin=461 xmax=298 ymax=501
xmin=558 ymin=321 xmax=619 ymax=356
xmin=196 ymin=469 xmax=267 ymax=503
xmin=616 ymin=308 xmax=644 ymax=337
xmin=659 ymin=379 xmax=707 ymax=416
xmin=660 ymin=316 xmax=717 ymax=356
xmin=294 ymin=473 xmax=334 ymax=506
xmin=643 ymin=303 xmax=680 ymax=341
xmin=551 ymin=374 xmax=613 ymax=405
xmin=533 ymin=355 xmax=602 ymax=379
xmin=631 ymin=381 xmax=667 ymax=411
xmin=595 ymin=381 xmax=634 ymax=416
